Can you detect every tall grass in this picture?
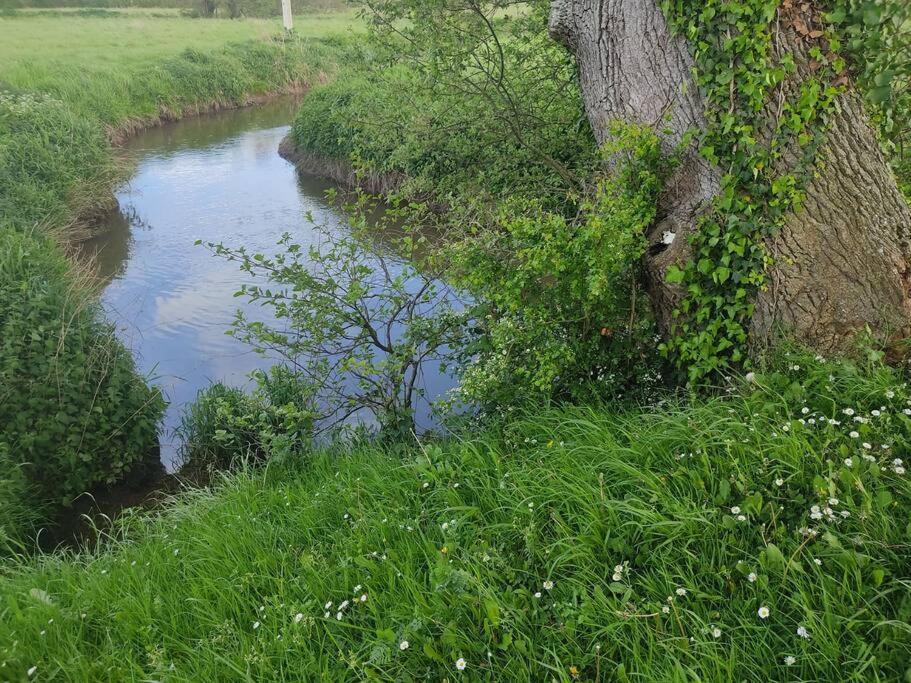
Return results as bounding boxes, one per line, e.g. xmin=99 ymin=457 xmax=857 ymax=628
xmin=1 ymin=354 xmax=908 ymax=680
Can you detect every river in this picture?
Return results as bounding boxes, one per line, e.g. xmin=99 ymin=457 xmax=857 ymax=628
xmin=80 ymin=98 xmax=456 ymax=470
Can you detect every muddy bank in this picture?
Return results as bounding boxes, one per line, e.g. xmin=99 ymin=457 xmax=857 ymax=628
xmin=278 ymin=134 xmax=403 ymax=195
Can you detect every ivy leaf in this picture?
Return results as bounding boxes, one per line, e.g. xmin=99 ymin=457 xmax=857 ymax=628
xmin=666 ymin=265 xmax=686 ymax=284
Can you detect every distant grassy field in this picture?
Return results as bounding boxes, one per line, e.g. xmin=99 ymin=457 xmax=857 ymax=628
xmin=0 ymin=10 xmax=359 ymax=75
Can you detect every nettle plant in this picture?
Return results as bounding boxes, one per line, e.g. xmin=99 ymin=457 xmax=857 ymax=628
xmin=445 ymin=124 xmax=669 ymax=411
xmin=202 ymin=200 xmax=466 ymax=439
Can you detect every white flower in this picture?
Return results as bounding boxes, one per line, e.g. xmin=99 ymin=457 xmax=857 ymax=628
xmin=843 ymin=408 xmax=855 ymax=416
xmin=422 ymin=482 xmax=429 ymax=489
xmin=662 ymin=605 xmax=670 ymax=614
xmin=844 ymin=458 xmax=854 ymax=467
xmin=294 ymin=613 xmax=304 ymax=623
xmin=814 ymin=558 xmax=822 ymax=566
xmin=871 ymin=410 xmax=881 ymax=417
xmin=323 ymin=611 xmax=330 ymax=618
xmin=456 ymin=657 xmax=467 ymax=671
xmin=543 ymin=580 xmax=554 ymax=591
xmin=801 ymin=407 xmax=810 ymax=414
xmin=676 ymin=588 xmax=687 ymax=597
xmin=775 ymin=478 xmax=784 ymax=487
xmin=784 ymin=655 xmax=796 ymax=666
xmin=253 ymin=621 xmax=260 ymax=629
xmin=828 ymin=498 xmax=839 ymax=506
xmin=730 ymin=506 xmax=741 ymax=515
xmin=896 ymin=466 xmax=906 ymax=475
xmin=886 ymin=390 xmax=895 ymax=399
xmin=849 ymin=431 xmax=859 ymax=439
xmin=399 ymin=640 xmax=410 ymax=651
xmin=712 ymin=627 xmax=722 ymax=638
xmin=893 ymin=458 xmax=904 ymax=466
xmin=336 ymin=612 xmax=343 ymax=620
xmin=745 ymin=372 xmax=757 ymax=383
xmin=339 ymin=600 xmax=350 ymax=610
xmin=757 ymin=606 xmax=770 ymax=619
xmin=27 ymin=667 xmax=37 ymax=677
xmin=863 ymin=442 xmax=872 ymax=450
xmin=797 ymin=625 xmax=810 ymax=639
xmin=748 ymin=572 xmax=757 ymax=583
xmin=534 ymin=591 xmax=542 ymax=598
xmin=360 ymin=594 xmax=368 ymax=603
xmin=737 ymin=514 xmax=746 ymax=522
xmin=324 ymin=601 xmax=332 ymax=610
xmin=612 ymin=573 xmax=622 ymax=581
xmin=354 ymin=585 xmax=362 ymax=592
xmin=441 ymin=522 xmax=449 ymax=530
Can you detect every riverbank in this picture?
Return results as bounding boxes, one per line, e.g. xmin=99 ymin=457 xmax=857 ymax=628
xmin=0 ymin=14 xmax=357 ymax=550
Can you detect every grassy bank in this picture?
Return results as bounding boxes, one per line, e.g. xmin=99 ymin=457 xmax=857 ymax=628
xmin=0 ymin=13 xmax=356 ymax=548
xmin=1 ymin=354 xmax=909 ymax=680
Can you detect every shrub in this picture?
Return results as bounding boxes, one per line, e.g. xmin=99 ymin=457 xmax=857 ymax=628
xmin=445 ymin=124 xmax=669 ymax=412
xmin=178 ymin=367 xmax=316 ymax=471
xmin=0 ymin=230 xmax=165 ymax=513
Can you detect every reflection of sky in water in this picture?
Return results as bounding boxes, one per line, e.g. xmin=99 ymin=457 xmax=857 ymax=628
xmin=83 ymin=100 xmax=455 ymax=470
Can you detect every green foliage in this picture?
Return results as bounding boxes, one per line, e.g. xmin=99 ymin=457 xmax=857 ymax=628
xmin=203 ymin=212 xmax=465 ymax=437
xmin=1 ymin=355 xmax=910 ymax=679
xmin=0 ymin=230 xmax=165 ymax=512
xmin=447 ymin=124 xmax=667 ymax=409
xmin=659 ymin=1 xmax=843 ymax=380
xmin=0 ymin=442 xmax=44 ymax=553
xmin=0 ymin=90 xmax=112 ymax=232
xmin=292 ymin=1 xmax=597 ymax=208
xmin=178 ymin=368 xmax=316 ymax=471
xmin=827 ymin=0 xmax=911 ymax=195
xmin=289 ymin=2 xmax=663 ymax=416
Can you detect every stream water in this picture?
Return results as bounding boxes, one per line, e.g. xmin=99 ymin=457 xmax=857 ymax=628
xmin=81 ymin=98 xmax=456 ymax=470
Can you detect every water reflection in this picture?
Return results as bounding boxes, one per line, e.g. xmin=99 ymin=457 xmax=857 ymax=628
xmin=81 ymin=99 xmax=456 ymax=470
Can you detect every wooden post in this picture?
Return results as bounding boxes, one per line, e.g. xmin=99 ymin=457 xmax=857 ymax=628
xmin=281 ymin=0 xmax=293 ymax=33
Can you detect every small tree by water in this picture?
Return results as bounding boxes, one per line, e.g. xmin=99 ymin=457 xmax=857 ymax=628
xmin=201 ymin=198 xmax=466 ymax=439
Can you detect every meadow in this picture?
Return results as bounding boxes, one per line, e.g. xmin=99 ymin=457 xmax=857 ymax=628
xmin=1 ymin=355 xmax=909 ymax=680
xmin=0 ymin=9 xmax=358 ymax=74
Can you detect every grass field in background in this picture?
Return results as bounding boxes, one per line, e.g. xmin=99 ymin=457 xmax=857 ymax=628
xmin=0 ymin=10 xmax=359 ymax=75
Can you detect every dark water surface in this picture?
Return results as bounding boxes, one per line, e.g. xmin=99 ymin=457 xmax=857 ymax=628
xmin=82 ymin=99 xmax=455 ymax=470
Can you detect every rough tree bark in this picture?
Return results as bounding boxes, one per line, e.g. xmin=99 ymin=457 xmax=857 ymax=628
xmin=549 ymin=0 xmax=911 ymax=355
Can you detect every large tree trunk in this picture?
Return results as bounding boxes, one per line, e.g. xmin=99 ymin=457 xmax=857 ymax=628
xmin=549 ymin=0 xmax=911 ymax=356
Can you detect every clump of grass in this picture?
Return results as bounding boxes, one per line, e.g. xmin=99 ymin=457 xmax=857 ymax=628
xmin=1 ymin=353 xmax=908 ymax=680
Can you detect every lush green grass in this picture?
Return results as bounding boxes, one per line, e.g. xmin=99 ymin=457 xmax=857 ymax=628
xmin=0 ymin=11 xmax=359 ymax=75
xmin=2 ymin=354 xmax=909 ymax=680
